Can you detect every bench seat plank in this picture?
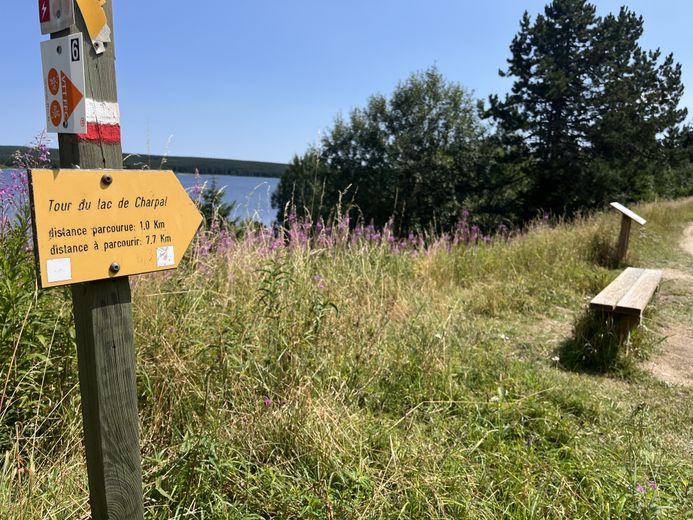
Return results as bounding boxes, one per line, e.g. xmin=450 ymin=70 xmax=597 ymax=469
xmin=590 ymin=268 xmax=645 ymax=311
xmin=617 ymin=269 xmax=662 ymax=316
xmin=590 ymin=267 xmax=662 ymax=317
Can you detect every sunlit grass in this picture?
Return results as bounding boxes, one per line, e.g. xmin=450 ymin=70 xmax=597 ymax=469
xmin=1 ymin=194 xmax=692 ymax=518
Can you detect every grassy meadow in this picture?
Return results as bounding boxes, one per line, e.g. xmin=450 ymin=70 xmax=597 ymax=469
xmin=1 ymin=181 xmax=692 ymax=517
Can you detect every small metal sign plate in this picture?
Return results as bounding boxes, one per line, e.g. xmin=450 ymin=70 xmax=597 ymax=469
xmin=40 ymin=33 xmax=87 ymax=134
xmin=39 ymin=0 xmax=75 ymax=35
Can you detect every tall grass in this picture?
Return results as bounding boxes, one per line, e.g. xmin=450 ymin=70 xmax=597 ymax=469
xmin=1 ymin=153 xmax=692 ymax=518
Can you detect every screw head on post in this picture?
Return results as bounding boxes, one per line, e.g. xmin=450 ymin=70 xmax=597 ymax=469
xmin=109 ymin=262 xmax=120 ymax=274
xmin=101 ymin=174 xmax=113 ymax=185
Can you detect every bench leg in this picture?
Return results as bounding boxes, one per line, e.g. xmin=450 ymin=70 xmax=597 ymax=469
xmin=614 ymin=314 xmax=640 ymax=355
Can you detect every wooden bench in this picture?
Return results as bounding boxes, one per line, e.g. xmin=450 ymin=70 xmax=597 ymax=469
xmin=590 ymin=267 xmax=662 ymax=322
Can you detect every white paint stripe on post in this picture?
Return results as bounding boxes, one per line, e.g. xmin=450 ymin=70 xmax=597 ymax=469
xmin=85 ymin=99 xmax=120 ymax=125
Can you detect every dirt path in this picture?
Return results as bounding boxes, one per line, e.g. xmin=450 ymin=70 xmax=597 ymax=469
xmin=644 ymin=224 xmax=693 ymax=387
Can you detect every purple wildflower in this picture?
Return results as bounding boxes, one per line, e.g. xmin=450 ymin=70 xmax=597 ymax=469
xmin=313 ymin=274 xmax=326 ymax=290
xmin=189 ymin=169 xmax=205 ymax=201
xmin=635 ymin=484 xmax=645 ymax=494
xmin=38 ymin=143 xmax=50 ymax=163
xmin=269 ymin=238 xmax=284 ymax=252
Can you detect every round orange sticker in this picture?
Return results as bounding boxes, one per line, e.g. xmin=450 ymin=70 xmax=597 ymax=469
xmin=48 ymin=68 xmax=60 ymax=96
xmin=50 ymin=100 xmax=62 ymax=128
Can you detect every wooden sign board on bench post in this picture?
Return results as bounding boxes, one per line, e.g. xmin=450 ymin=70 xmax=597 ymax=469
xmin=610 ymin=202 xmax=647 ymax=264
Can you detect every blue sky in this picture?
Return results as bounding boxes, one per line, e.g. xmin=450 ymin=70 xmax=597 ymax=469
xmin=2 ymin=1 xmax=692 ymax=164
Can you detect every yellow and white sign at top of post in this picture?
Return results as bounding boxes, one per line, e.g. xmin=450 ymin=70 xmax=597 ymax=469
xmin=28 ymin=169 xmax=203 ymax=289
xmin=75 ymin=0 xmax=111 ymax=54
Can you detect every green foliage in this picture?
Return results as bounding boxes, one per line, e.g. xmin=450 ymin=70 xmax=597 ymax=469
xmin=487 ymin=0 xmax=688 ymax=217
xmin=558 ymin=309 xmax=653 ymax=374
xmin=0 ymin=147 xmax=77 ymax=460
xmin=660 ymin=125 xmax=693 ymax=199
xmin=3 ymin=194 xmax=691 ymax=518
xmin=122 ymin=152 xmax=287 ymax=178
xmin=273 ymin=67 xmax=488 ymax=233
xmin=274 ymin=3 xmax=691 ymax=232
xmin=270 ymin=147 xmax=331 ymax=223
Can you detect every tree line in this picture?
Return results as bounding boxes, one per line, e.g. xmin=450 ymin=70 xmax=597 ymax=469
xmin=272 ymin=0 xmax=692 ymax=234
xmin=0 ymin=146 xmax=287 ymax=179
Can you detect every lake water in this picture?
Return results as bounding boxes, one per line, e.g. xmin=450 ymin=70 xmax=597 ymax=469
xmin=177 ymin=173 xmax=280 ymax=226
xmin=0 ymin=170 xmax=281 ymax=226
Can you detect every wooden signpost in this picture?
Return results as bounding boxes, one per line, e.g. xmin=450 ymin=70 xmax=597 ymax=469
xmin=34 ymin=2 xmax=201 ymax=518
xmin=610 ymin=202 xmax=647 ymax=264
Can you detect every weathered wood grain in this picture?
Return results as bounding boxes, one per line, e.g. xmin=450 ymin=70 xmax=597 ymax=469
xmin=72 ymin=279 xmax=143 ymax=518
xmin=590 ymin=267 xmax=644 ymax=312
xmin=617 ymin=269 xmax=662 ymax=316
xmin=56 ymin=3 xmax=121 ymax=170
xmin=590 ymin=267 xmax=662 ymax=319
xmin=616 ymin=214 xmax=632 ymax=264
xmin=55 ymin=3 xmax=144 ymax=518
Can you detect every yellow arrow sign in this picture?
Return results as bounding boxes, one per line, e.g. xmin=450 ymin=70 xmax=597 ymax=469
xmin=29 ymin=169 xmax=203 ymax=288
xmin=75 ymin=0 xmax=111 ymax=54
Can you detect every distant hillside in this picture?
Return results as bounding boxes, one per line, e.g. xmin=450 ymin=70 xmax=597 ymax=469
xmin=122 ymin=153 xmax=287 ymax=177
xmin=0 ymin=146 xmax=287 ymax=178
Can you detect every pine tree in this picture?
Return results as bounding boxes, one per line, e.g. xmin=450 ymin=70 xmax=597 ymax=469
xmin=200 ymin=179 xmax=237 ymax=227
xmin=488 ymin=0 xmax=687 ymax=216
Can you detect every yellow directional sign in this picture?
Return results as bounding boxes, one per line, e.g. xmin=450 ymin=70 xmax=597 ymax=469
xmin=28 ymin=169 xmax=203 ymax=288
xmin=75 ymin=0 xmax=111 ymax=54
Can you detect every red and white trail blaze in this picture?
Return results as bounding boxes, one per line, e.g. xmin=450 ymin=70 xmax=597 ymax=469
xmin=78 ymin=99 xmax=121 ymax=144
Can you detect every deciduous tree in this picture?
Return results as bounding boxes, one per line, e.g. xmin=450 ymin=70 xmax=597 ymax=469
xmin=273 ymin=67 xmax=486 ymax=233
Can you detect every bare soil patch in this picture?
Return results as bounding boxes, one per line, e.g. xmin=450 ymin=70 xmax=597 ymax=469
xmin=645 ymin=224 xmax=693 ymax=387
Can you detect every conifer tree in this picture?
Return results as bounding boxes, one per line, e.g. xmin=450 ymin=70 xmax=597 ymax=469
xmin=488 ymin=0 xmax=687 ymax=216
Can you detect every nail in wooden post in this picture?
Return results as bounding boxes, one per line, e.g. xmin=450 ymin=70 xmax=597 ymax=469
xmin=55 ymin=3 xmax=144 ymax=518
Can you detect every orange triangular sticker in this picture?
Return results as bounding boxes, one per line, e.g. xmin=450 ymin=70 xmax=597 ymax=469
xmin=61 ymin=71 xmax=84 ymax=124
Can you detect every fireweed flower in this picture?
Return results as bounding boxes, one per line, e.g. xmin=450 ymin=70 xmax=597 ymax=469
xmin=189 ymin=207 xmax=507 ymax=261
xmin=38 ymin=143 xmax=50 ymax=163
xmin=313 ymin=275 xmax=326 ymax=290
xmin=269 ymin=238 xmax=284 ymax=252
xmin=263 ymin=398 xmax=273 ymax=406
xmin=190 ymin=182 xmax=204 ymax=200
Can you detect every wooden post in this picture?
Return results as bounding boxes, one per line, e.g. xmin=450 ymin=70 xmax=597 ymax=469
xmin=610 ymin=202 xmax=647 ymax=266
xmin=55 ymin=4 xmax=144 ymax=518
xmin=616 ymin=213 xmax=632 ymax=264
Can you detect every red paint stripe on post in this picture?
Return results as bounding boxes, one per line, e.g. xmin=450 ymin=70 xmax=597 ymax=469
xmin=77 ymin=123 xmax=121 ymax=144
